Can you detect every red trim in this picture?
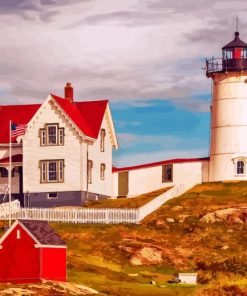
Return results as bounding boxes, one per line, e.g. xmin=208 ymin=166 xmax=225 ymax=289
xmin=112 ymin=157 xmax=209 ymax=172
xmin=0 ymin=154 xmax=23 ymax=164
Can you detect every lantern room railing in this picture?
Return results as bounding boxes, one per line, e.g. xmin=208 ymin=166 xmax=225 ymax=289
xmin=206 ymin=58 xmax=247 ymax=75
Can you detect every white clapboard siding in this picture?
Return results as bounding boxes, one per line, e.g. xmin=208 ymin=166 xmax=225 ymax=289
xmin=0 ymin=207 xmax=139 ymax=224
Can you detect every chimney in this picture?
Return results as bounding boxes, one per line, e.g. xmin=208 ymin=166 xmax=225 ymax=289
xmin=64 ymin=82 xmax=73 ymax=103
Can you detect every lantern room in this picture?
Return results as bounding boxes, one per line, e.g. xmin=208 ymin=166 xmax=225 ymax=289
xmin=206 ymin=31 xmax=247 ymax=76
xmin=222 ymin=31 xmax=247 ymax=59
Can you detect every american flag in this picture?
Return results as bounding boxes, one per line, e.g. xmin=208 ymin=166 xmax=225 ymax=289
xmin=11 ymin=123 xmax=27 ymax=138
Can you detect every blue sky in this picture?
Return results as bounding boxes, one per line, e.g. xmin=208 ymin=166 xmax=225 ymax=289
xmin=112 ymin=98 xmax=211 ymax=166
xmin=0 ymin=0 xmax=246 ymax=166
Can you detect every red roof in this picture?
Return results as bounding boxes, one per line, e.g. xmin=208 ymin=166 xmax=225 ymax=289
xmin=112 ymin=157 xmax=209 ymax=172
xmin=0 ymin=154 xmax=23 ymax=164
xmin=0 ymin=104 xmax=41 ymax=144
xmin=0 ymin=95 xmax=108 ymax=143
xmin=51 ymin=94 xmax=108 ymax=139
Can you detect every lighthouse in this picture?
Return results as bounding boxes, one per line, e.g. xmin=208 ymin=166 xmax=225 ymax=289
xmin=206 ymin=31 xmax=247 ymax=181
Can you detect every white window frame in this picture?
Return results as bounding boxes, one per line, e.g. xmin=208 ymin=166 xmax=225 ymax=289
xmin=41 ymin=129 xmax=46 ymax=146
xmin=47 ymin=125 xmax=58 ymax=146
xmin=100 ymin=129 xmax=106 ymax=152
xmin=100 ymin=163 xmax=106 ymax=180
xmin=40 ymin=160 xmax=64 ymax=183
xmin=232 ymin=157 xmax=247 ymax=176
xmin=59 ymin=129 xmax=64 ymax=145
xmin=47 ymin=192 xmax=58 ymax=199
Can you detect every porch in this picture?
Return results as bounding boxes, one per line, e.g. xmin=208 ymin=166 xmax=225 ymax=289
xmin=0 ymin=154 xmax=23 ymax=203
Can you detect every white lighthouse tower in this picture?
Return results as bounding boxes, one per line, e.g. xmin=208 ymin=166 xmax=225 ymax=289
xmin=206 ymin=31 xmax=247 ymax=181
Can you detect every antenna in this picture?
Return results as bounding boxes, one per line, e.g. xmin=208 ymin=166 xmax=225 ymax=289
xmin=236 ymin=16 xmax=239 ymax=32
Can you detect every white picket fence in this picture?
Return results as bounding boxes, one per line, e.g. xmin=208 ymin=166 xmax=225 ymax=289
xmin=0 ymin=174 xmax=201 ymax=224
xmin=0 ymin=200 xmax=21 ymax=217
xmin=0 ymin=207 xmax=139 ymax=224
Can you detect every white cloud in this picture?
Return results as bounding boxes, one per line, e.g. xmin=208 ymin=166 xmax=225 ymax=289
xmin=0 ymin=0 xmax=246 ymax=112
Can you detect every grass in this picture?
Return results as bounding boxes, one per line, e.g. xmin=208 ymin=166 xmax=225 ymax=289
xmin=84 ymin=187 xmax=172 ymax=208
xmin=0 ymin=181 xmax=247 ymax=295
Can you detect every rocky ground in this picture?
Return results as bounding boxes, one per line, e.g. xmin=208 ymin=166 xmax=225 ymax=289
xmin=0 ymin=181 xmax=247 ymax=295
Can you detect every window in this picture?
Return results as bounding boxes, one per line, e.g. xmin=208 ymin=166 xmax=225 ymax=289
xmin=162 ymin=164 xmax=173 ymax=182
xmin=0 ymin=167 xmax=8 ymax=178
xmin=16 ymin=230 xmax=21 ymax=239
xmin=59 ymin=129 xmax=64 ymax=145
xmin=100 ymin=163 xmax=106 ymax=180
xmin=41 ymin=129 xmax=46 ymax=146
xmin=224 ymin=50 xmax=233 ymax=59
xmin=87 ymin=160 xmax=93 ymax=183
xmin=40 ymin=160 xmax=64 ymax=183
xmin=100 ymin=129 xmax=106 ymax=152
xmin=236 ymin=160 xmax=245 ymax=175
xmin=242 ymin=49 xmax=247 ymax=59
xmin=39 ymin=124 xmax=64 ymax=146
xmin=47 ymin=192 xmax=58 ymax=199
xmin=48 ymin=125 xmax=57 ymax=145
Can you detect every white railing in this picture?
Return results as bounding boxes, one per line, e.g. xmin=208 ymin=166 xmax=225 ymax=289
xmin=0 ymin=184 xmax=8 ymax=195
xmin=0 ymin=207 xmax=139 ymax=224
xmin=0 ymin=200 xmax=21 ymax=217
xmin=138 ymin=174 xmax=201 ymax=221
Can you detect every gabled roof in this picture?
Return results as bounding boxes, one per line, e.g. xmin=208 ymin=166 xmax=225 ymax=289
xmin=0 ymin=95 xmax=110 ymax=143
xmin=112 ymin=157 xmax=209 ymax=172
xmin=0 ymin=220 xmax=66 ymax=248
xmin=222 ymin=31 xmax=247 ymax=49
xmin=19 ymin=220 xmax=66 ymax=246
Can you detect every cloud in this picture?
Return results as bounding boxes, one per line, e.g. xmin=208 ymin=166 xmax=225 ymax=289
xmin=0 ymin=0 xmax=247 ymax=113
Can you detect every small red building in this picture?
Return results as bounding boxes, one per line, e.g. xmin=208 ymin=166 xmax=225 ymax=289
xmin=0 ymin=219 xmax=67 ymax=283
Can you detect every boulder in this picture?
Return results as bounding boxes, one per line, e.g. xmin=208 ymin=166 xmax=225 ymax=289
xmin=166 ymin=218 xmax=175 ymax=223
xmin=130 ymin=247 xmax=163 ymax=266
xmin=171 ymin=205 xmax=183 ymax=212
xmin=200 ymin=207 xmax=247 ymax=224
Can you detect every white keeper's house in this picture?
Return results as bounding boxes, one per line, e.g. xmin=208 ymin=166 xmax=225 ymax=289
xmin=1 ymin=30 xmax=247 ymax=207
xmin=0 ymin=83 xmax=118 ymax=207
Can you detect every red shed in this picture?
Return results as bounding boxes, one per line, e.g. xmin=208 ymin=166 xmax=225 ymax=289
xmin=0 ymin=219 xmax=67 ymax=283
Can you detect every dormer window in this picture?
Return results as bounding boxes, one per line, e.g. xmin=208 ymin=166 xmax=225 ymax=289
xmin=40 ymin=124 xmax=64 ymax=146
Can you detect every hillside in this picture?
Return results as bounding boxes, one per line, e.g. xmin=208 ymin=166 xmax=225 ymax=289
xmin=0 ymin=182 xmax=247 ymax=295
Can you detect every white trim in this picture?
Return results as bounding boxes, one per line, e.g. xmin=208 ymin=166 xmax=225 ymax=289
xmin=17 ymin=221 xmax=40 ymax=245
xmin=0 ymin=220 xmax=19 ymax=246
xmin=105 ymin=104 xmax=119 ymax=149
xmin=34 ymin=244 xmax=67 ymax=249
xmin=49 ymin=97 xmax=96 ymax=143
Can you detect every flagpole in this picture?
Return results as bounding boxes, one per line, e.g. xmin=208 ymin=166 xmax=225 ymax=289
xmin=8 ymin=120 xmax=12 ymax=227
